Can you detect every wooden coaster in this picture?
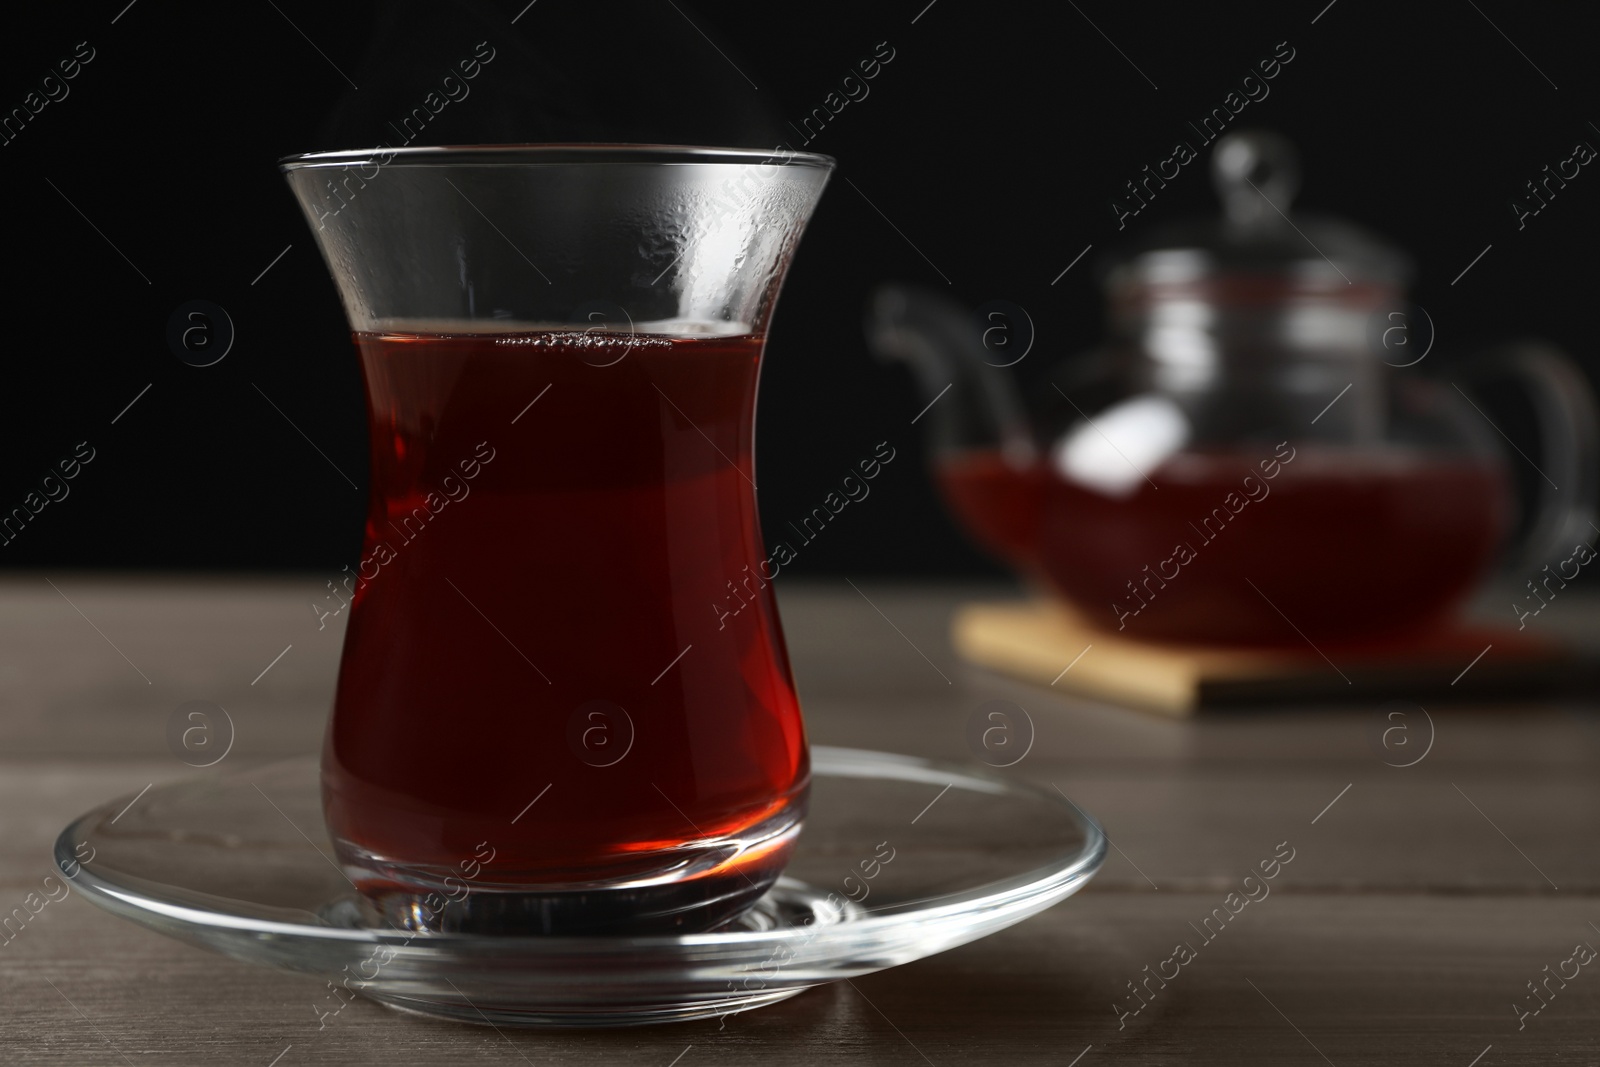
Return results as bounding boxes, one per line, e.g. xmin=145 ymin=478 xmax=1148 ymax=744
xmin=951 ymin=599 xmax=1586 ymax=716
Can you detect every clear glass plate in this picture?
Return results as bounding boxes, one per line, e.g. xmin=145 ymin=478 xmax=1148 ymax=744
xmin=55 ymin=746 xmax=1105 ymax=1028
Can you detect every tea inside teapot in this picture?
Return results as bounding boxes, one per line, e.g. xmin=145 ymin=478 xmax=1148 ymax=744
xmin=936 ymin=442 xmax=1508 ymax=644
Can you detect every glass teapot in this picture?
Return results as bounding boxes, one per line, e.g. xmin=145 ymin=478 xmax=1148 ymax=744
xmin=870 ymin=131 xmax=1598 ymax=645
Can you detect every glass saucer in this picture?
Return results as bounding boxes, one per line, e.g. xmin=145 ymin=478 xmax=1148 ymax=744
xmin=55 ymin=746 xmax=1104 ymax=1028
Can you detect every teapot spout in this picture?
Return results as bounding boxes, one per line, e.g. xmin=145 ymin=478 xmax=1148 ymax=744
xmin=865 ymin=285 xmax=1035 ymax=463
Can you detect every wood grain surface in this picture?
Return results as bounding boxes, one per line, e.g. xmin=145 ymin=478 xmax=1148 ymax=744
xmin=1 ymin=575 xmax=1596 ymax=1065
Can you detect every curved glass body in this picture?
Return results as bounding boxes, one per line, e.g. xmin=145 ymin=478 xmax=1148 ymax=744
xmin=283 ymin=145 xmax=833 ymax=933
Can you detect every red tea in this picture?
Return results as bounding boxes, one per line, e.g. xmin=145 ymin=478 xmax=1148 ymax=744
xmin=324 ymin=328 xmax=809 ymax=931
xmin=938 ymin=446 xmax=1509 ymax=645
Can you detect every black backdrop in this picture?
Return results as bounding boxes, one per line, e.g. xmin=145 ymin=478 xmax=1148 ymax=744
xmin=3 ymin=0 xmax=1597 ymax=575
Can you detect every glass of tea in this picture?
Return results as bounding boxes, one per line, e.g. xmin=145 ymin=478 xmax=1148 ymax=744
xmin=281 ymin=145 xmax=833 ymax=934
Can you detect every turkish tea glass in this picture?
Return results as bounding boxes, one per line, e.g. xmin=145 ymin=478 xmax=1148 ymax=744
xmin=281 ymin=145 xmax=833 ymax=935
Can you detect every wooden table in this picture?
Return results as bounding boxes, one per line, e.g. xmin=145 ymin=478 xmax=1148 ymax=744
xmin=2 ymin=575 xmax=1596 ymax=1065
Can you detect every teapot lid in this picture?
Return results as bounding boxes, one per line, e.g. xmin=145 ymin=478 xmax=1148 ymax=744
xmin=1106 ymin=131 xmax=1411 ymax=291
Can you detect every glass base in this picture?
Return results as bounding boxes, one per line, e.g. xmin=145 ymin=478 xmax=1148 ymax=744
xmin=372 ymin=985 xmax=807 ymax=1028
xmin=338 ymin=803 xmax=805 ymax=936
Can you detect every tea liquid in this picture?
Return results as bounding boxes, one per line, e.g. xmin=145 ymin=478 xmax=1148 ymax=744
xmin=938 ymin=447 xmax=1509 ymax=645
xmin=324 ymin=328 xmax=808 ymax=921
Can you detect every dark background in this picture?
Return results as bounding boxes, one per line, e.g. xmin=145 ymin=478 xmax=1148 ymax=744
xmin=2 ymin=0 xmax=1596 ymax=576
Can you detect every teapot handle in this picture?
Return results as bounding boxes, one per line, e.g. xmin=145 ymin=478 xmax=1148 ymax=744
xmin=865 ymin=285 xmax=1036 ymax=462
xmin=1460 ymin=342 xmax=1600 ymax=572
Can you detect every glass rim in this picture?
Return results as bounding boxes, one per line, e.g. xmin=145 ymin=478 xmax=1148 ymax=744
xmin=279 ymin=143 xmax=836 ymax=172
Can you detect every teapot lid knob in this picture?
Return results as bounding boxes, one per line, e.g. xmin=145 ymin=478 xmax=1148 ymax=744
xmin=1212 ymin=131 xmax=1299 ymax=229
xmin=1106 ymin=128 xmax=1411 ymax=289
